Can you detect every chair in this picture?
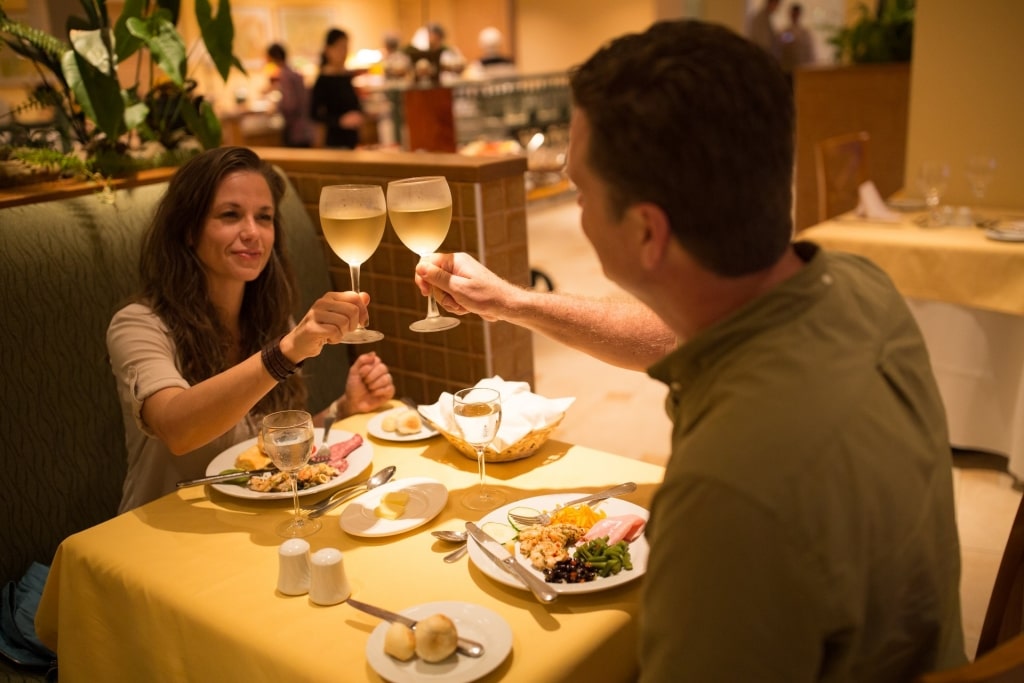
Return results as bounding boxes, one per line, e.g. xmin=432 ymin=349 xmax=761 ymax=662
xmin=814 ymin=131 xmax=871 ymax=222
xmin=914 ymin=491 xmax=1024 ymax=682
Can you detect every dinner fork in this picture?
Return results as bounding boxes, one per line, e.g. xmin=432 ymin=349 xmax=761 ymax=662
xmin=507 ymin=482 xmax=638 ymax=527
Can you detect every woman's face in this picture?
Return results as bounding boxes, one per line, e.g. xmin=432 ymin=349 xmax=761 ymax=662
xmin=325 ymin=38 xmax=349 ymax=68
xmin=194 ymin=170 xmax=275 ymax=297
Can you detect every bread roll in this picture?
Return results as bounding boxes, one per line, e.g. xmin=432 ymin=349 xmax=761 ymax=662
xmin=396 ymin=410 xmax=422 ymax=435
xmin=383 ymin=622 xmax=416 ymax=661
xmin=414 ymin=613 xmax=458 ymax=662
xmin=381 ymin=414 xmax=398 ymax=432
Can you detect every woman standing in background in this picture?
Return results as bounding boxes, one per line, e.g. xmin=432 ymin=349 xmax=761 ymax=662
xmin=310 ymin=28 xmax=364 ymax=149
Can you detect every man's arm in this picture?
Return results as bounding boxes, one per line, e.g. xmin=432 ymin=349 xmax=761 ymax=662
xmin=416 ymin=253 xmax=676 ymax=370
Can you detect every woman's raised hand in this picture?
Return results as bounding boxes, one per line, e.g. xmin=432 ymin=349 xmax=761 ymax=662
xmin=286 ymin=291 xmax=370 ymax=361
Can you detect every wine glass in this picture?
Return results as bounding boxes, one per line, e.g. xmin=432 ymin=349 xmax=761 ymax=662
xmin=453 ymin=387 xmax=505 ymax=510
xmin=966 ymin=155 xmax=997 ymax=224
xmin=261 ymin=410 xmax=321 ymax=538
xmin=916 ymin=161 xmax=951 ymax=226
xmin=386 ymin=176 xmax=460 ymax=332
xmin=319 ymin=184 xmax=386 ymax=343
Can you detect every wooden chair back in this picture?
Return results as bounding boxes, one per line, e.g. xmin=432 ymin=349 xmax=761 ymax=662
xmin=814 ymin=131 xmax=871 ymax=222
xmin=914 ymin=491 xmax=1024 ymax=682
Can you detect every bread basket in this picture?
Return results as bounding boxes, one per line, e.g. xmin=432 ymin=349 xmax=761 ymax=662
xmin=434 ymin=415 xmax=564 ymax=463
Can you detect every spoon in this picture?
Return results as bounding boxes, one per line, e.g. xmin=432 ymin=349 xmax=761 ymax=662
xmin=306 ymin=465 xmax=396 ymax=519
xmin=431 ymin=529 xmax=468 ymax=543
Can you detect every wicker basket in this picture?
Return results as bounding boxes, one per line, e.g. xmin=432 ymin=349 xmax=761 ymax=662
xmin=437 ymin=416 xmax=564 ymax=463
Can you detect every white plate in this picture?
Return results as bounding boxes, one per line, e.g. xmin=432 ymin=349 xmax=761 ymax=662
xmin=340 ymin=477 xmax=448 ymax=537
xmin=986 ymin=227 xmax=1024 ymax=243
xmin=367 ymin=407 xmax=439 ymax=442
xmin=365 ymin=601 xmax=512 ymax=683
xmin=468 ymin=494 xmax=649 ymax=595
xmin=887 ymin=197 xmax=927 ymax=211
xmin=204 ymin=430 xmax=373 ymax=500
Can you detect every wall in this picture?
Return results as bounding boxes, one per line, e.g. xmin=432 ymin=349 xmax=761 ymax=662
xmin=905 ymin=0 xmax=1024 ymax=209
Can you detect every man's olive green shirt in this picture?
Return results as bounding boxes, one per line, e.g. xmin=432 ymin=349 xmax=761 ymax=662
xmin=643 ymin=242 xmax=966 ymax=682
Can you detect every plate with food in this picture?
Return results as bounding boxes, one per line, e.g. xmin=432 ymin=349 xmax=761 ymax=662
xmin=467 ymin=494 xmax=649 ymax=595
xmin=365 ymin=601 xmax=512 ymax=683
xmin=367 ymin=406 xmax=438 ymax=442
xmin=204 ymin=429 xmax=373 ymax=500
xmin=340 ymin=477 xmax=448 ymax=537
xmin=985 ymin=222 xmax=1024 ymax=243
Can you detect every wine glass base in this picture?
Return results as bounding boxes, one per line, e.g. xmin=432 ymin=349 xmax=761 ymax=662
xmin=410 ymin=316 xmax=460 ymax=333
xmin=340 ymin=328 xmax=385 ymax=344
xmin=276 ymin=515 xmax=322 ymax=538
xmin=462 ymin=487 xmax=506 ymax=511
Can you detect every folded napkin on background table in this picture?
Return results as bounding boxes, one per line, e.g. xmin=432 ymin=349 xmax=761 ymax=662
xmin=856 ymin=181 xmax=901 ymax=222
xmin=420 ymin=376 xmax=575 ymax=451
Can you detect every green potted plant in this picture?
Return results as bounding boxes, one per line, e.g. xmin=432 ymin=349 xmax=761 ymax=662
xmin=0 ymin=0 xmax=244 ymax=185
xmin=829 ymin=0 xmax=915 ymax=64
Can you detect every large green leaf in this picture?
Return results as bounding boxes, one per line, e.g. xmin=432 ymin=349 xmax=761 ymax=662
xmin=179 ymin=96 xmax=221 ymax=149
xmin=61 ymin=48 xmax=124 ymax=139
xmin=125 ymin=14 xmax=186 ymax=85
xmin=195 ymin=0 xmax=239 ymax=81
xmin=69 ymin=27 xmax=115 ymax=75
xmin=112 ymin=0 xmax=146 ymax=63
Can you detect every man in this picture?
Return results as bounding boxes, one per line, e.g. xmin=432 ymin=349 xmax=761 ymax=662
xmin=747 ymin=0 xmax=782 ymax=59
xmin=780 ymin=3 xmax=817 ymax=83
xmin=417 ymin=20 xmax=966 ymax=681
xmin=265 ymin=43 xmax=313 ymax=148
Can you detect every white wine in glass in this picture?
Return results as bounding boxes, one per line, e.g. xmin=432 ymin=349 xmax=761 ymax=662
xmin=453 ymin=387 xmax=505 ymax=511
xmin=261 ymin=410 xmax=321 ymax=538
xmin=319 ymin=184 xmax=386 ymax=343
xmin=386 ymin=176 xmax=460 ymax=332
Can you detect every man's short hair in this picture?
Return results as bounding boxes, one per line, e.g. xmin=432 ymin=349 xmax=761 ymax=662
xmin=570 ymin=20 xmax=794 ymax=277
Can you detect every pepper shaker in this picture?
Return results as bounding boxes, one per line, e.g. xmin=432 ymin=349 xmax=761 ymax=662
xmin=277 ymin=538 xmax=311 ymax=596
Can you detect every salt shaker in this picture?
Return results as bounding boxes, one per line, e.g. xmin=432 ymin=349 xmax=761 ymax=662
xmin=309 ymin=547 xmax=351 ymax=605
xmin=277 ymin=538 xmax=311 ymax=596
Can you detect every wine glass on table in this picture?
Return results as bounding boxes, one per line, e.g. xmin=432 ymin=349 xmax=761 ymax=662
xmin=916 ymin=161 xmax=951 ymax=227
xmin=386 ymin=176 xmax=460 ymax=332
xmin=966 ymin=155 xmax=997 ymax=225
xmin=319 ymin=184 xmax=386 ymax=343
xmin=262 ymin=410 xmax=321 ymax=538
xmin=453 ymin=387 xmax=505 ymax=511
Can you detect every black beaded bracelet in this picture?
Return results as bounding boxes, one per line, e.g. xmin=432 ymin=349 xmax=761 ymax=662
xmin=261 ymin=337 xmax=302 ymax=383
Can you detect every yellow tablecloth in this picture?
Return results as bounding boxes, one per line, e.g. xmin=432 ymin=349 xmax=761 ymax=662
xmin=799 ymin=214 xmax=1024 ymax=316
xmin=35 ymin=407 xmax=665 ymax=682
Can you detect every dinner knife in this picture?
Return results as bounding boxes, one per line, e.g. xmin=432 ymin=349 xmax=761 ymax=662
xmin=465 ymin=522 xmax=559 ymax=604
xmin=345 ymin=598 xmax=485 ymax=658
xmin=175 ymin=467 xmax=276 ymax=489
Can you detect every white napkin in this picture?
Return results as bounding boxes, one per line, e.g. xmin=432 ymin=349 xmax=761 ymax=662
xmin=420 ymin=376 xmax=575 ymax=451
xmin=856 ymin=181 xmax=901 ymax=222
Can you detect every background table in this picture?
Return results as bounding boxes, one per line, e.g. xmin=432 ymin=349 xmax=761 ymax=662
xmin=35 ymin=407 xmax=665 ymax=682
xmin=801 ymin=214 xmax=1024 ymax=479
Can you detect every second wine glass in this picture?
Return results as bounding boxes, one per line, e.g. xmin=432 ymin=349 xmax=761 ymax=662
xmin=261 ymin=410 xmax=321 ymax=538
xmin=386 ymin=176 xmax=460 ymax=332
xmin=319 ymin=184 xmax=386 ymax=343
xmin=453 ymin=387 xmax=505 ymax=511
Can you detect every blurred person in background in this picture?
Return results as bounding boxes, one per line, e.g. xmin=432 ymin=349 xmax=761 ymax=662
xmin=265 ymin=43 xmax=314 ymax=148
xmin=381 ymin=31 xmax=412 ymax=83
xmin=310 ymin=28 xmax=364 ymax=149
xmin=746 ymin=0 xmax=782 ymax=60
xmin=416 ymin=20 xmax=965 ymax=681
xmin=779 ymin=2 xmax=816 ymax=85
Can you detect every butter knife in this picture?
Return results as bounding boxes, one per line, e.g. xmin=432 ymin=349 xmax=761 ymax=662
xmin=346 ymin=598 xmax=485 ymax=657
xmin=465 ymin=522 xmax=558 ymax=604
xmin=176 ymin=467 xmax=276 ymax=488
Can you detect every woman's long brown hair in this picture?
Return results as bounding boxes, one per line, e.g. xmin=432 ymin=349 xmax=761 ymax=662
xmin=137 ymin=146 xmax=307 ymax=417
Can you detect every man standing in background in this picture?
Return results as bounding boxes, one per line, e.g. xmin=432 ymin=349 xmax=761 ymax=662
xmin=747 ymin=0 xmax=782 ymax=60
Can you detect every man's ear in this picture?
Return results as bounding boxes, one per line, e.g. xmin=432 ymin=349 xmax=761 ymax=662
xmin=629 ymin=202 xmax=672 ymax=271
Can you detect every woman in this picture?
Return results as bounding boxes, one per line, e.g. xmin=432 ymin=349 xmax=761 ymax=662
xmin=310 ymin=28 xmax=364 ymax=149
xmin=107 ymin=146 xmax=394 ymax=512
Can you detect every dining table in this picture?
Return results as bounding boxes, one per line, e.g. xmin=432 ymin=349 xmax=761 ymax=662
xmin=34 ymin=403 xmax=666 ymax=682
xmin=800 ymin=209 xmax=1024 ymax=478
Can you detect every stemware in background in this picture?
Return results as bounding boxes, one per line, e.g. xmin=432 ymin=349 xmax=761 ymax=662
xmin=262 ymin=410 xmax=321 ymax=538
xmin=319 ymin=184 xmax=386 ymax=343
xmin=386 ymin=176 xmax=460 ymax=332
xmin=916 ymin=161 xmax=951 ymax=226
xmin=453 ymin=387 xmax=505 ymax=511
xmin=966 ymin=155 xmax=997 ymax=224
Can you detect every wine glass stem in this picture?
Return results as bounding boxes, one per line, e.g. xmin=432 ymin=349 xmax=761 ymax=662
xmin=348 ymin=263 xmax=368 ymax=331
xmin=476 ymin=446 xmax=487 ymax=490
xmin=289 ymin=474 xmax=302 ymax=523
